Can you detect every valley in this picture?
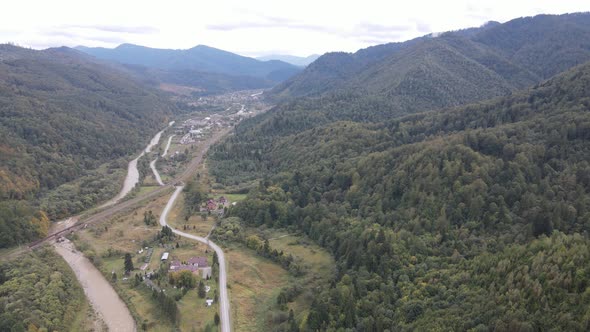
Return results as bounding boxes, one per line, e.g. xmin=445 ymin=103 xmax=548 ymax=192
xmin=2 ymin=8 xmax=590 ymax=332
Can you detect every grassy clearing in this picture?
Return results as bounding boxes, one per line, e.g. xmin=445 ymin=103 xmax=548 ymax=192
xmin=220 ymin=229 xmax=335 ymax=331
xmin=237 ymin=228 xmax=336 ymax=322
xmin=224 ymin=245 xmax=291 ymax=332
xmin=217 ymin=193 xmax=247 ymax=203
xmin=137 ymin=184 xmax=160 ymax=196
xmin=167 ymin=192 xmax=218 ymax=238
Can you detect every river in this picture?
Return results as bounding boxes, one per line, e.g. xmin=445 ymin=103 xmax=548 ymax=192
xmin=101 ymin=128 xmax=166 ymax=207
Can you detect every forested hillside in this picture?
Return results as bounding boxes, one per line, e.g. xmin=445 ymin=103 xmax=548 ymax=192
xmin=271 ymin=13 xmax=590 ymax=108
xmin=0 ymin=248 xmax=87 ymax=331
xmin=0 ymin=44 xmax=177 ymax=247
xmin=125 ymin=64 xmax=274 ymax=96
xmin=210 ymin=61 xmax=590 ymax=330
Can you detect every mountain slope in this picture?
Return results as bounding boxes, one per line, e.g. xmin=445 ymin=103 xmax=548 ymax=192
xmin=271 ymin=12 xmax=590 ymax=106
xmin=270 ymin=40 xmax=414 ymax=99
xmin=346 ymin=34 xmax=539 ymax=112
xmin=0 ymin=44 xmax=177 ymax=247
xmin=475 ymin=12 xmax=590 ymax=78
xmin=76 ymin=44 xmax=301 ymax=82
xmin=122 ymin=64 xmax=274 ymax=96
xmin=211 ymin=60 xmax=590 ymax=331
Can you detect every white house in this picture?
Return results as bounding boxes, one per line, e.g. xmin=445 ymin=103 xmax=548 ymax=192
xmin=161 ymin=252 xmax=169 ymax=261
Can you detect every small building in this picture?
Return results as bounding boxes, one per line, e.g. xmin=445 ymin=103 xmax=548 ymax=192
xmin=206 ymin=299 xmax=214 ymax=307
xmin=169 ymin=256 xmax=209 ymax=277
xmin=187 ymin=256 xmax=208 ymax=267
xmin=161 ymin=252 xmax=169 ymax=261
xmin=206 ymin=199 xmax=217 ymax=211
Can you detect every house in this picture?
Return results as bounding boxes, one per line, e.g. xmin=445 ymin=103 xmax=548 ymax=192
xmin=169 ymin=256 xmax=209 ymax=276
xmin=161 ymin=252 xmax=169 ymax=261
xmin=206 ymin=199 xmax=217 ymax=211
xmin=206 ymin=299 xmax=214 ymax=307
xmin=188 ymin=256 xmax=208 ymax=267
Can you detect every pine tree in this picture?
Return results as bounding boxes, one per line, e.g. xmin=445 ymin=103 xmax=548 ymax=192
xmin=198 ymin=280 xmax=206 ymax=298
xmin=124 ymin=253 xmax=134 ymax=274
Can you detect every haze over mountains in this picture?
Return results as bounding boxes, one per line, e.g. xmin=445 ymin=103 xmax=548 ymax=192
xmin=256 ymin=54 xmax=320 ymax=67
xmin=76 ymin=43 xmax=302 ymax=94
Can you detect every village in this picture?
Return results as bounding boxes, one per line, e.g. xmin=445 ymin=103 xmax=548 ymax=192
xmin=127 ymin=193 xmax=233 ymax=311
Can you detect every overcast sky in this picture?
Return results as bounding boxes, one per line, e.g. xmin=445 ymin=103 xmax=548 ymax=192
xmin=2 ymin=0 xmax=589 ymax=57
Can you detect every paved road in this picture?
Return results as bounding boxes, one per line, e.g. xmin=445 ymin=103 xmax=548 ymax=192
xmin=159 ymin=186 xmax=231 ymax=332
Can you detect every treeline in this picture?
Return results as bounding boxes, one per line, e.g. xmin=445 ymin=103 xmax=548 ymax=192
xmin=151 ymin=289 xmax=178 ymax=324
xmin=212 ymin=62 xmax=590 ymax=329
xmin=0 ymin=201 xmax=49 ymax=247
xmin=211 ymin=217 xmax=305 ymax=276
xmin=183 ymin=180 xmax=205 ymax=218
xmin=0 ymin=248 xmax=85 ymax=331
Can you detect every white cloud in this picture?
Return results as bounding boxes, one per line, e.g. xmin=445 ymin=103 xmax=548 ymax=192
xmin=1 ymin=0 xmax=589 ymax=56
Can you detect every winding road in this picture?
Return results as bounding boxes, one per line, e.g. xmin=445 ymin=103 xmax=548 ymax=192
xmin=18 ymin=127 xmax=233 ymax=331
xmin=160 ymin=186 xmax=231 ymax=332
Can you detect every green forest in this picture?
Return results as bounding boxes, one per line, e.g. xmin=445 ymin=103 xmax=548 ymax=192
xmin=209 ymin=60 xmax=590 ymax=330
xmin=0 ymin=248 xmax=86 ymax=331
xmin=0 ymin=44 xmax=178 ymax=247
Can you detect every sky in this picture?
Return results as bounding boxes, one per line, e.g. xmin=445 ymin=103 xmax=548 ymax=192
xmin=1 ymin=0 xmax=590 ymax=57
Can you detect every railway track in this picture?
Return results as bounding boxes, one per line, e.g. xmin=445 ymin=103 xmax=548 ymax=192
xmin=27 ymin=128 xmax=231 ymax=250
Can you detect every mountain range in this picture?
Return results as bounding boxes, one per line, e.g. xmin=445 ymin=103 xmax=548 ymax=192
xmin=256 ymin=54 xmax=320 ymax=67
xmin=213 ymin=57 xmax=590 ymax=331
xmin=271 ymin=13 xmax=590 ymax=112
xmin=76 ymin=44 xmax=302 ymax=88
xmin=3 ymin=10 xmax=590 ymax=331
xmin=208 ymin=12 xmax=590 ymax=330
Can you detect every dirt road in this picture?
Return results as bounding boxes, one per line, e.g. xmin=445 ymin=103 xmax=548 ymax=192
xmin=54 ymin=239 xmax=135 ymax=332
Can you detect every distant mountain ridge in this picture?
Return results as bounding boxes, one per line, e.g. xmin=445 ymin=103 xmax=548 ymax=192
xmin=257 ymin=54 xmax=320 ymax=67
xmin=271 ymin=13 xmax=590 ymax=105
xmin=76 ymin=43 xmax=301 ymax=83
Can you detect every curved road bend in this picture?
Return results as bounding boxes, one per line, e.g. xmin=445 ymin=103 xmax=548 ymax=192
xmin=160 ymin=186 xmax=231 ymax=332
